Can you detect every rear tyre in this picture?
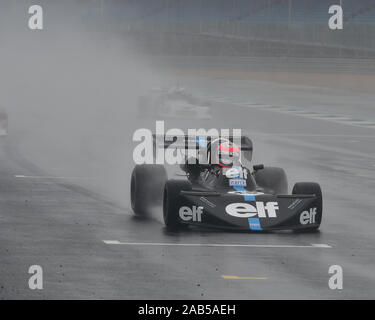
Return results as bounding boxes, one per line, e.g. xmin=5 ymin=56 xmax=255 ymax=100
xmin=253 ymin=167 xmax=288 ymax=194
xmin=131 ymin=164 xmax=167 ymax=216
xmin=163 ymin=180 xmax=192 ymax=231
xmin=292 ymin=182 xmax=323 ymax=231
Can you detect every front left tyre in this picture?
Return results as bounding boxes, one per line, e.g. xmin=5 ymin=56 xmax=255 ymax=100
xmin=292 ymin=182 xmax=323 ymax=231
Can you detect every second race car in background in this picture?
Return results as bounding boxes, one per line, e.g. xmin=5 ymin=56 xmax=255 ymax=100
xmin=137 ymin=86 xmax=212 ymax=119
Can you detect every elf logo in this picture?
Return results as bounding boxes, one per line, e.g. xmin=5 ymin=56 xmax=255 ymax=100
xmin=300 ymin=208 xmax=317 ymax=225
xmin=225 ymin=202 xmax=279 ymax=218
xmin=224 ymin=167 xmax=248 ymax=179
xmin=179 ymin=206 xmax=203 ymax=222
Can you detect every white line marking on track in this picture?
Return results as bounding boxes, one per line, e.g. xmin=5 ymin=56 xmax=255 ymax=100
xmin=14 ymin=175 xmax=96 ymax=180
xmin=222 ymin=275 xmax=268 ymax=280
xmin=103 ymin=240 xmax=332 ymax=248
xmin=311 ymin=243 xmax=332 ymax=248
xmin=208 ymin=96 xmax=375 ymax=130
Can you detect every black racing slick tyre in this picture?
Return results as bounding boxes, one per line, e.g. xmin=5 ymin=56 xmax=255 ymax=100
xmin=253 ymin=167 xmax=288 ymax=195
xmin=163 ymin=180 xmax=192 ymax=231
xmin=131 ymin=164 xmax=167 ymax=216
xmin=292 ymin=182 xmax=323 ymax=231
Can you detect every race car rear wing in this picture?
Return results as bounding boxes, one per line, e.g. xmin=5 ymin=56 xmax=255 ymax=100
xmin=152 ymin=134 xmax=253 ymax=162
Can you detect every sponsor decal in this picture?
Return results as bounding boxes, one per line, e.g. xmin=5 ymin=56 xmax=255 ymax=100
xmin=300 ymin=207 xmax=317 ymax=225
xmin=179 ymin=206 xmax=204 ymax=222
xmin=248 ymin=218 xmax=262 ymax=231
xmin=224 ymin=166 xmax=248 ymax=179
xmin=288 ymin=198 xmax=303 ymax=210
xmin=199 ymin=197 xmax=216 ymax=208
xmin=225 ymin=202 xmax=279 ymax=218
xmin=229 ymin=179 xmax=247 ymax=187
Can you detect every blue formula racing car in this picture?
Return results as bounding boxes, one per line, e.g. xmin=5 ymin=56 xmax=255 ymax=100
xmin=130 ymin=134 xmax=322 ymax=232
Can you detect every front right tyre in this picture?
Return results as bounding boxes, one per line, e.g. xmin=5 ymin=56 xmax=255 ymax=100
xmin=131 ymin=164 xmax=167 ymax=216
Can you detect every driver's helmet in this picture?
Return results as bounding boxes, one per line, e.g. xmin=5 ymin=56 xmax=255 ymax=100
xmin=209 ymin=138 xmax=241 ymax=167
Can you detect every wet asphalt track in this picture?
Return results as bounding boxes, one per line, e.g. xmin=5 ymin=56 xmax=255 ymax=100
xmin=1 ymin=74 xmax=375 ymax=299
